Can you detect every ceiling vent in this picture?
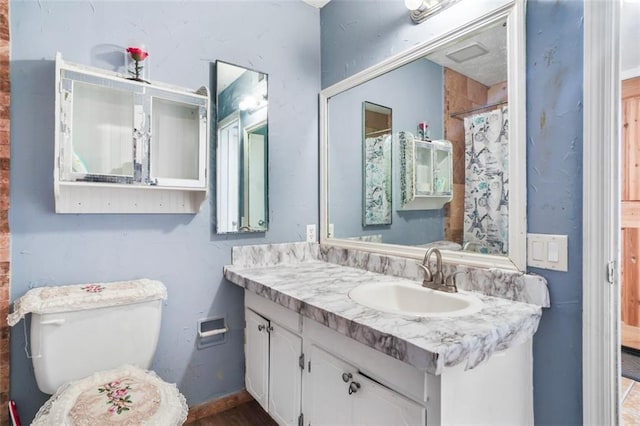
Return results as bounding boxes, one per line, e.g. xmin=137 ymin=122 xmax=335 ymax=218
xmin=445 ymin=42 xmax=489 ymax=63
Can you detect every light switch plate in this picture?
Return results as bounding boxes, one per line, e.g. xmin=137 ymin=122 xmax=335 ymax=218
xmin=532 ymin=241 xmax=544 ymax=261
xmin=527 ymin=233 xmax=568 ymax=271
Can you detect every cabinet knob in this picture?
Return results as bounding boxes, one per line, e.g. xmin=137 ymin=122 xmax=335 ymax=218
xmin=267 ymin=325 xmax=274 ymax=333
xmin=348 ymin=381 xmax=361 ymax=395
xmin=341 ymin=372 xmax=352 ymax=383
xmin=258 ymin=324 xmax=265 ymax=332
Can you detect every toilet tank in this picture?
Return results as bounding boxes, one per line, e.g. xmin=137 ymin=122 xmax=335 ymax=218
xmin=25 ymin=280 xmax=166 ymax=394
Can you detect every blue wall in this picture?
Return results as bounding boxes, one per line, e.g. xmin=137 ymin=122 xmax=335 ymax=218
xmin=526 ymin=1 xmax=584 ymax=423
xmin=321 ymin=0 xmax=583 ymax=424
xmin=328 ymin=58 xmax=445 ymax=244
xmin=9 ymin=1 xmax=320 ymax=422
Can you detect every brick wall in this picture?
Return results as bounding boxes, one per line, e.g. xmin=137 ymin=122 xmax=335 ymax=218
xmin=0 ymin=0 xmax=9 ymax=422
xmin=443 ymin=68 xmax=488 ymax=244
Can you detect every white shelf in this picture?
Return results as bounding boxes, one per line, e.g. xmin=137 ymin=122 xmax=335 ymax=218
xmin=55 ymin=182 xmax=206 ymax=214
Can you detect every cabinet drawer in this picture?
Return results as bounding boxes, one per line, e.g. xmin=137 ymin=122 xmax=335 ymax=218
xmin=245 ymin=290 xmax=302 ymax=333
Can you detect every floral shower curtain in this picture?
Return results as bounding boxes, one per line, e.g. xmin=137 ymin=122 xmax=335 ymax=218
xmin=363 ymin=134 xmax=392 ymax=226
xmin=463 ymin=106 xmax=509 ymax=255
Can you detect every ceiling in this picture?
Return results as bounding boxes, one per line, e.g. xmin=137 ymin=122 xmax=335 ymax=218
xmin=217 ymin=63 xmax=246 ymax=92
xmin=425 ymin=19 xmax=507 ymax=87
xmin=301 ymin=0 xmax=331 ymax=8
xmin=305 ymin=0 xmax=638 ymax=80
xmin=621 ymin=0 xmax=640 ymax=78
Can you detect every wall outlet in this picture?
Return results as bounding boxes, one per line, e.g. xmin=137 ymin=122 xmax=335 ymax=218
xmin=306 ymin=224 xmax=317 ymax=242
xmin=328 ymin=223 xmax=335 ymax=238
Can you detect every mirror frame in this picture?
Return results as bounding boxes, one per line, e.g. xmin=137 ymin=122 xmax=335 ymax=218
xmin=319 ymin=0 xmax=526 ymax=271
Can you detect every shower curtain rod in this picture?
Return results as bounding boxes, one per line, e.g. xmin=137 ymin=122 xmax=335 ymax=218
xmin=449 ymin=101 xmax=508 ymax=119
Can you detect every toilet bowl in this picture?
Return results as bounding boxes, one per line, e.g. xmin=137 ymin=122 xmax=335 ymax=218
xmin=31 ymin=365 xmax=187 ymax=425
xmin=8 ymin=279 xmax=188 ymax=425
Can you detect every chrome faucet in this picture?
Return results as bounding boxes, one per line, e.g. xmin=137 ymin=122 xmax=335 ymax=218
xmin=418 ymin=248 xmax=444 ymax=289
xmin=418 ymin=248 xmax=463 ymax=293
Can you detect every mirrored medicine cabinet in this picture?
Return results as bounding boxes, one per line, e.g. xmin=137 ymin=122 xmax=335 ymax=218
xmin=320 ymin=0 xmax=526 ymax=271
xmin=54 ymin=53 xmax=209 ymax=214
xmin=214 ymin=61 xmax=269 ymax=234
xmin=398 ymin=133 xmax=453 ymax=211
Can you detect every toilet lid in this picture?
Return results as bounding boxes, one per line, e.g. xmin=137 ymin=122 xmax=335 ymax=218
xmin=32 ymin=365 xmax=188 ymax=426
xmin=8 ymin=278 xmax=167 ymax=327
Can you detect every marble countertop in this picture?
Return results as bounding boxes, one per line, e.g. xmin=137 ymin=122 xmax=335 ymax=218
xmin=224 ymin=259 xmax=542 ymax=375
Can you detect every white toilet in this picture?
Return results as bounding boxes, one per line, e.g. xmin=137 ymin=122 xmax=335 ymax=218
xmin=8 ymin=279 xmax=188 ymax=425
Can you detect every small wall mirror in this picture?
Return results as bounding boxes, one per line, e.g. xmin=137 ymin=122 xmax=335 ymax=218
xmin=321 ymin=0 xmax=526 ymax=270
xmin=214 ymin=61 xmax=269 ymax=234
xmin=362 ymin=102 xmax=392 ymax=227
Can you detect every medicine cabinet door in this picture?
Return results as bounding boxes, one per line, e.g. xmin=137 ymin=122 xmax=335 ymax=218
xmin=414 ymin=141 xmax=433 ymax=196
xmin=149 ymin=92 xmax=208 ymax=188
xmin=433 ymin=144 xmax=452 ymax=195
xmin=59 ymin=71 xmax=139 ymax=184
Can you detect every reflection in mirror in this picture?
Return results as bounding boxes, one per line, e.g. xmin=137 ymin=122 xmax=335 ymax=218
xmin=215 ymin=61 xmax=268 ymax=234
xmin=327 ymin=16 xmax=516 ymax=257
xmin=73 ymin=84 xmax=134 ymax=177
xmin=362 ymin=102 xmax=392 ymax=227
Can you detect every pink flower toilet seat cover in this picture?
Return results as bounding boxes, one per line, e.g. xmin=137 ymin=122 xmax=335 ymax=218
xmin=32 ymin=365 xmax=188 ymax=426
xmin=7 ymin=279 xmax=167 ymax=327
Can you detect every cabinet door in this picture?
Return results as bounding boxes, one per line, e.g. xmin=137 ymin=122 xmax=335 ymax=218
xmin=59 ymin=70 xmax=139 ymax=184
xmin=351 ymin=372 xmax=425 ymax=426
xmin=414 ymin=141 xmax=434 ymax=196
xmin=306 ymin=344 xmax=355 ymax=426
xmin=245 ymin=309 xmax=270 ymax=411
xmin=268 ymin=323 xmax=302 ymax=426
xmin=433 ymin=146 xmax=452 ymax=195
xmin=150 ymin=92 xmax=208 ymax=188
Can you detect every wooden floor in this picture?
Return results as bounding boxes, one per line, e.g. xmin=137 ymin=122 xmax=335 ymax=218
xmin=622 ymin=376 xmax=640 ymax=425
xmin=188 ymin=400 xmax=277 ymax=426
xmin=623 ymin=322 xmax=640 ymax=351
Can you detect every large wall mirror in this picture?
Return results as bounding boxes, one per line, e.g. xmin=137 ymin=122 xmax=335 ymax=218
xmin=214 ymin=61 xmax=269 ymax=234
xmin=320 ymin=0 xmax=526 ymax=270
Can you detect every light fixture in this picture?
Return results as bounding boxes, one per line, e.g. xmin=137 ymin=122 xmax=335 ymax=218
xmin=238 ymin=95 xmax=268 ymax=112
xmin=404 ymin=0 xmax=461 ymax=24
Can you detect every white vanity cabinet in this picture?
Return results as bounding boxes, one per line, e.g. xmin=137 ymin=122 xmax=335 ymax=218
xmin=245 ymin=293 xmax=303 ymax=426
xmin=244 ymin=290 xmax=533 ymax=426
xmin=54 ymin=53 xmax=209 ymax=214
xmin=305 ymin=344 xmax=424 ymax=426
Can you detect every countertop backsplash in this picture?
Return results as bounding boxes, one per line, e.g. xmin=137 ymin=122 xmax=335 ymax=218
xmin=320 ymin=245 xmax=550 ymax=308
xmin=231 ymin=242 xmax=320 ymax=268
xmin=230 ymin=242 xmax=549 ymax=308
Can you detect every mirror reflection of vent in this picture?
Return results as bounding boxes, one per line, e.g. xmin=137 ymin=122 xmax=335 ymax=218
xmin=445 ymin=42 xmax=489 ymax=63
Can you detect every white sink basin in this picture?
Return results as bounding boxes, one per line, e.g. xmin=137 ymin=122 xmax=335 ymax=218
xmin=348 ymin=282 xmax=483 ymax=317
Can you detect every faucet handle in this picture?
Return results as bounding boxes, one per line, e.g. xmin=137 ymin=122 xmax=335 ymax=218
xmin=445 ymin=271 xmax=469 ymax=292
xmin=417 ymin=263 xmax=433 ymax=283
